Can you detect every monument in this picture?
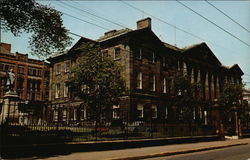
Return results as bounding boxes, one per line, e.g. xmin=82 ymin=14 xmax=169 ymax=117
xmin=0 ymin=69 xmax=20 ymax=124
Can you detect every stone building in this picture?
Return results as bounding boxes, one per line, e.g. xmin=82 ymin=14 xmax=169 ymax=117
xmin=47 ymin=18 xmax=243 ymax=126
xmin=0 ymin=43 xmax=49 ymax=110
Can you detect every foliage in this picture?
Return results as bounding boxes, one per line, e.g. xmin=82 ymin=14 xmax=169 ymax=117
xmin=219 ymin=82 xmax=244 ymax=107
xmin=171 ymin=72 xmax=199 ymax=123
xmin=0 ymin=0 xmax=71 ymax=58
xmin=69 ymin=42 xmax=127 ymax=124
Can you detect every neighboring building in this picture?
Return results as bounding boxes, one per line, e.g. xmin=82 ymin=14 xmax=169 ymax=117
xmin=0 ymin=43 xmax=49 ymax=107
xmin=243 ymin=88 xmax=250 ymax=105
xmin=47 ymin=18 xmax=243 ymax=126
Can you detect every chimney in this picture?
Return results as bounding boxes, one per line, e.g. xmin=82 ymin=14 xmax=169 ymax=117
xmin=0 ymin=42 xmax=11 ymax=53
xmin=136 ymin=17 xmax=151 ymax=30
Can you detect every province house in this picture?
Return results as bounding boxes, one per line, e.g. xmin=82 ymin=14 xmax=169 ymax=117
xmin=47 ymin=17 xmax=243 ymax=126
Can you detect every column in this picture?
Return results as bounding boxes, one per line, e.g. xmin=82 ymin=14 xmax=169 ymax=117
xmin=183 ymin=62 xmax=187 ymax=75
xmin=205 ymin=72 xmax=209 ymax=100
xmin=211 ymin=75 xmax=214 ymax=100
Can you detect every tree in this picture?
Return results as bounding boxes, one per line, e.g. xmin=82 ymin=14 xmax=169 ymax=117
xmin=171 ymin=72 xmax=198 ymax=123
xmin=219 ymin=82 xmax=243 ymax=109
xmin=219 ymin=82 xmax=244 ymax=123
xmin=0 ymin=0 xmax=71 ymax=58
xmin=69 ymin=42 xmax=127 ymax=125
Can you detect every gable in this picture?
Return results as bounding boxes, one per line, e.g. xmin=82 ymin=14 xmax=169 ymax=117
xmin=182 ymin=42 xmax=221 ymax=67
xmin=229 ymin=64 xmax=244 ymax=75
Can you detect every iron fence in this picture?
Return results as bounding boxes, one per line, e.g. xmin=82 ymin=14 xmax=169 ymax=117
xmin=0 ymin=105 xmax=218 ymax=146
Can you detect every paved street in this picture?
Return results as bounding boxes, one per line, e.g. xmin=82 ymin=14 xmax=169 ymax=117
xmin=146 ymin=143 xmax=250 ymax=160
xmin=12 ymin=138 xmax=250 ymax=160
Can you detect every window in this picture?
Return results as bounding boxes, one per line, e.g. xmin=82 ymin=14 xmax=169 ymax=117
xmin=193 ymin=109 xmax=196 ymax=120
xmin=149 ymin=75 xmax=156 ymax=91
xmin=149 ymin=51 xmax=155 ymax=63
xmin=136 ymin=72 xmax=142 ymax=89
xmin=135 ymin=48 xmax=142 ymax=59
xmin=137 ymin=104 xmax=144 ymax=118
xmin=37 ymin=70 xmax=41 ymax=76
xmin=28 ymin=69 xmax=32 ymax=75
xmin=18 ymin=66 xmax=25 ymax=74
xmin=162 ymin=56 xmax=166 ymax=67
xmin=113 ymin=104 xmax=120 ymax=119
xmin=114 ymin=47 xmax=121 ymax=60
xmin=62 ymin=109 xmax=67 ymax=121
xmin=33 ymin=69 xmax=37 ymax=76
xmin=163 ymin=77 xmax=167 ymax=93
xmin=63 ymin=82 xmax=69 ymax=97
xmin=0 ymin=63 xmax=3 ymax=71
xmin=165 ymin=107 xmax=168 ymax=119
xmin=55 ymin=83 xmax=60 ymax=98
xmin=151 ymin=105 xmax=157 ymax=118
xmin=53 ymin=109 xmax=58 ymax=121
xmin=55 ymin=64 xmax=61 ymax=75
xmin=4 ymin=65 xmax=9 ymax=71
xmin=204 ymin=111 xmax=208 ymax=125
xmin=73 ymin=108 xmax=77 ymax=121
xmin=65 ymin=61 xmax=70 ymax=73
xmin=80 ymin=106 xmax=87 ymax=120
xmin=81 ymin=84 xmax=90 ymax=93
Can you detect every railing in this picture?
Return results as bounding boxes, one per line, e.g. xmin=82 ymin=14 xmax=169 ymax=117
xmin=0 ymin=107 xmax=217 ymax=146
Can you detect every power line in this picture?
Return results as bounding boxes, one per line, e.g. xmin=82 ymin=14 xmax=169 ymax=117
xmin=121 ymin=1 xmax=206 ymax=42
xmin=58 ymin=0 xmax=130 ymax=29
xmin=205 ymin=0 xmax=250 ymax=33
xmin=61 ymin=11 xmax=109 ymax=31
xmin=120 ymin=1 xmax=242 ymax=56
xmin=176 ymin=0 xmax=250 ymax=47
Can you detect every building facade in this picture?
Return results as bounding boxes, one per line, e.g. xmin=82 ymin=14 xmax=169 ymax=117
xmin=0 ymin=43 xmax=49 ymax=108
xmin=48 ymin=18 xmax=243 ymax=126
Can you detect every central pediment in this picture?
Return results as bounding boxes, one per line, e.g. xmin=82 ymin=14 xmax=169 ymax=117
xmin=182 ymin=42 xmax=222 ymax=67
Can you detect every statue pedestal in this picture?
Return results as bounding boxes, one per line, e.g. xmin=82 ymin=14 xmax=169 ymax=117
xmin=0 ymin=90 xmax=20 ymax=124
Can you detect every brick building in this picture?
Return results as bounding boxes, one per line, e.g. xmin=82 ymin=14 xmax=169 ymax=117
xmin=47 ymin=18 xmax=243 ymax=126
xmin=0 ymin=43 xmax=49 ymax=109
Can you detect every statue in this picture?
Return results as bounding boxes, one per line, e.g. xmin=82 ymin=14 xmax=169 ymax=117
xmin=6 ymin=68 xmax=15 ymax=91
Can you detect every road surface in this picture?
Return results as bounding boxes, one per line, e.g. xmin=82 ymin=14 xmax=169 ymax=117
xmin=146 ymin=143 xmax=250 ymax=160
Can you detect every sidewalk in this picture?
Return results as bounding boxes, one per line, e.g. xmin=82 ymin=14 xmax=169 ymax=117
xmin=37 ymin=138 xmax=250 ymax=160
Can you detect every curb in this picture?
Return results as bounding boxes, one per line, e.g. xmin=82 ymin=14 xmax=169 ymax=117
xmin=111 ymin=143 xmax=249 ymax=160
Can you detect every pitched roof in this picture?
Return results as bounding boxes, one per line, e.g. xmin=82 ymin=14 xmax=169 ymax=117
xmin=182 ymin=42 xmax=222 ymax=66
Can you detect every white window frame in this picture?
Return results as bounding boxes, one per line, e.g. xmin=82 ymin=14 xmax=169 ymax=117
xmin=53 ymin=109 xmax=58 ymax=121
xmin=114 ymin=47 xmax=121 ymax=60
xmin=136 ymin=72 xmax=142 ymax=89
xmin=150 ymin=75 xmax=156 ymax=91
xmin=65 ymin=61 xmax=70 ymax=73
xmin=151 ymin=105 xmax=157 ymax=118
xmin=55 ymin=83 xmax=60 ymax=98
xmin=151 ymin=52 xmax=155 ymax=63
xmin=112 ymin=104 xmax=120 ymax=119
xmin=63 ymin=82 xmax=69 ymax=97
xmin=62 ymin=109 xmax=67 ymax=121
xmin=55 ymin=64 xmax=61 ymax=75
xmin=136 ymin=48 xmax=142 ymax=59
xmin=73 ymin=108 xmax=77 ymax=121
xmin=137 ymin=104 xmax=144 ymax=118
xmin=165 ymin=107 xmax=168 ymax=119
xmin=163 ymin=77 xmax=167 ymax=93
xmin=80 ymin=107 xmax=87 ymax=120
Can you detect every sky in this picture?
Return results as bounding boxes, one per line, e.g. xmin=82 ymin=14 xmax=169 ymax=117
xmin=1 ymin=1 xmax=250 ymax=88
